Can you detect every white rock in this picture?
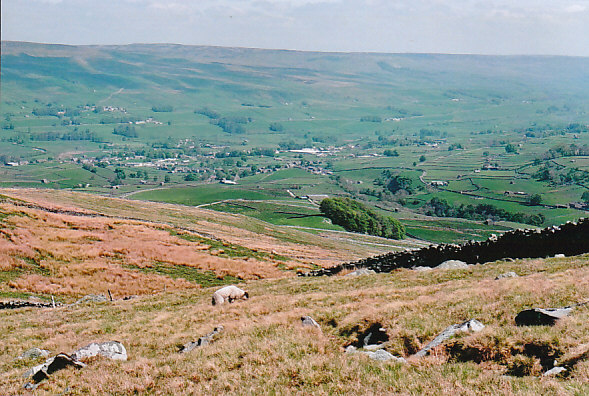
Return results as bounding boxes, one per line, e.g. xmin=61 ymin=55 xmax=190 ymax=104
xmin=543 ymin=366 xmax=566 ymax=377
xmin=71 ymin=341 xmax=127 ymax=361
xmin=436 ymin=260 xmax=469 ymax=270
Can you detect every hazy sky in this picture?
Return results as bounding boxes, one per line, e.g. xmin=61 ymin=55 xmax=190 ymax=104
xmin=2 ymin=0 xmax=589 ymax=56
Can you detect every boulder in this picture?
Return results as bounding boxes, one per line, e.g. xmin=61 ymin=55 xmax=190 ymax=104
xmin=180 ymin=326 xmax=224 ymax=353
xmin=23 ymin=353 xmax=86 ymax=387
xmin=554 ymin=254 xmax=566 ymax=258
xmin=346 ymin=269 xmax=376 ymax=276
xmin=436 ymin=260 xmax=470 ymax=270
xmin=71 ymin=341 xmax=127 ymax=361
xmin=414 ymin=319 xmax=485 ymax=357
xmin=413 ymin=266 xmax=433 ymax=272
xmin=515 ymin=307 xmax=572 ymax=326
xmin=543 ymin=366 xmax=566 ymax=377
xmin=364 ymin=349 xmax=406 ymax=362
xmin=495 ymin=272 xmax=518 ymax=280
xmin=18 ymin=347 xmax=50 ymax=360
xmin=301 ymin=316 xmax=321 ymax=330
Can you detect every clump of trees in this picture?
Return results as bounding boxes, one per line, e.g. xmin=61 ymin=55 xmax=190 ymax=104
xmin=377 ymin=171 xmax=415 ymax=194
xmin=360 ymin=116 xmax=382 ymax=123
xmin=152 ymin=105 xmax=173 ymax=112
xmin=319 ymin=197 xmax=406 ymax=239
xmin=425 ymin=197 xmax=545 ymax=226
xmin=113 ymin=125 xmax=138 ymax=138
xmin=269 ymin=122 xmax=284 ymax=132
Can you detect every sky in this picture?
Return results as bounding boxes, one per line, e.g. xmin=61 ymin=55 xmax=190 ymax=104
xmin=2 ymin=0 xmax=589 ymax=56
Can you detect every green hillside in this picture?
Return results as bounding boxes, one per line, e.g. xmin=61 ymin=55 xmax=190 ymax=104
xmin=1 ymin=41 xmax=589 ymax=243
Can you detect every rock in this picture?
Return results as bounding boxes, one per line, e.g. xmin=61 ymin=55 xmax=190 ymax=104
xmin=18 ymin=347 xmax=50 ymax=360
xmin=543 ymin=366 xmax=566 ymax=377
xmin=364 ymin=349 xmax=406 ymax=362
xmin=554 ymin=254 xmax=566 ymax=258
xmin=23 ymin=353 xmax=86 ymax=384
xmin=70 ymin=294 xmax=108 ymax=306
xmin=345 ymin=345 xmax=357 ymax=354
xmin=346 ymin=269 xmax=376 ymax=276
xmin=495 ymin=272 xmax=518 ymax=280
xmin=363 ymin=344 xmax=384 ymax=351
xmin=413 ymin=266 xmax=433 ymax=272
xmin=71 ymin=341 xmax=127 ymax=361
xmin=436 ymin=260 xmax=469 ymax=270
xmin=180 ymin=326 xmax=224 ymax=353
xmin=301 ymin=316 xmax=321 ymax=329
xmin=414 ymin=319 xmax=485 ymax=357
xmin=515 ymin=307 xmax=572 ymax=326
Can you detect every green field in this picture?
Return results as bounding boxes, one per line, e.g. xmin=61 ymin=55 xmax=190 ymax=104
xmin=2 ymin=41 xmax=589 ymax=245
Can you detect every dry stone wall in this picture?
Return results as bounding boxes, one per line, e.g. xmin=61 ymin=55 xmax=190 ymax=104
xmin=302 ymin=218 xmax=589 ymax=276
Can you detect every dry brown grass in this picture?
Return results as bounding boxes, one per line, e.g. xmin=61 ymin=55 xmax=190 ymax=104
xmin=0 ymin=253 xmax=587 ymax=394
xmin=0 ymin=200 xmax=285 ymax=297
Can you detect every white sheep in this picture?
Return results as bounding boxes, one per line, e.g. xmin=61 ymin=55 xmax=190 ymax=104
xmin=211 ymin=285 xmax=249 ymax=306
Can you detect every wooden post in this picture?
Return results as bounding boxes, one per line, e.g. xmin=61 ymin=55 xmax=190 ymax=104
xmin=108 ymin=289 xmax=113 ymax=301
xmin=51 ymin=296 xmax=56 ymax=308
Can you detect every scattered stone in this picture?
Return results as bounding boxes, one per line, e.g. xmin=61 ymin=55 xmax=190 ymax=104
xmin=71 ymin=341 xmax=128 ymax=361
xmin=414 ymin=319 xmax=485 ymax=357
xmin=122 ymin=295 xmax=138 ymax=301
xmin=436 ymin=260 xmax=470 ymax=270
xmin=364 ymin=349 xmax=406 ymax=363
xmin=345 ymin=345 xmax=357 ymax=354
xmin=515 ymin=307 xmax=572 ymax=326
xmin=543 ymin=366 xmax=566 ymax=377
xmin=180 ymin=326 xmax=224 ymax=353
xmin=554 ymin=254 xmax=566 ymax=258
xmin=301 ymin=316 xmax=321 ymax=330
xmin=346 ymin=268 xmax=376 ymax=276
xmin=23 ymin=353 xmax=86 ymax=386
xmin=18 ymin=347 xmax=50 ymax=360
xmin=69 ymin=294 xmax=108 ymax=306
xmin=363 ymin=344 xmax=385 ymax=351
xmin=212 ymin=285 xmax=249 ymax=306
xmin=413 ymin=266 xmax=433 ymax=272
xmin=495 ymin=272 xmax=518 ymax=280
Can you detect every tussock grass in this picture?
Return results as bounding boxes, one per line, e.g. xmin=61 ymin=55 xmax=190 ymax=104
xmin=1 ymin=254 xmax=587 ymax=394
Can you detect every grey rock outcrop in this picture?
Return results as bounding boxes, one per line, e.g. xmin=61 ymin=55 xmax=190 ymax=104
xmin=346 ymin=269 xmax=376 ymax=276
xmin=436 ymin=260 xmax=470 ymax=270
xmin=301 ymin=316 xmax=321 ymax=329
xmin=414 ymin=319 xmax=485 ymax=357
xmin=18 ymin=347 xmax=50 ymax=360
xmin=345 ymin=345 xmax=406 ymax=362
xmin=515 ymin=307 xmax=572 ymax=326
xmin=180 ymin=326 xmax=224 ymax=353
xmin=495 ymin=272 xmax=518 ymax=280
xmin=364 ymin=349 xmax=406 ymax=362
xmin=23 ymin=353 xmax=86 ymax=388
xmin=71 ymin=341 xmax=127 ymax=361
xmin=22 ymin=341 xmax=128 ymax=388
xmin=543 ymin=366 xmax=566 ymax=377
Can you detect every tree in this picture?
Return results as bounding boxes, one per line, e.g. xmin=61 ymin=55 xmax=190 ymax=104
xmin=164 ymin=174 xmax=171 ymax=183
xmin=319 ymin=197 xmax=405 ymax=239
xmin=419 ymin=155 xmax=426 ymax=162
xmin=582 ymin=191 xmax=589 ymax=203
xmin=528 ymin=194 xmax=542 ymax=206
xmin=505 ymin=143 xmax=518 ymax=154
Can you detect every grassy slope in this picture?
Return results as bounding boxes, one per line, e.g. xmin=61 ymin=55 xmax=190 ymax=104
xmin=0 ymin=254 xmax=587 ymax=394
